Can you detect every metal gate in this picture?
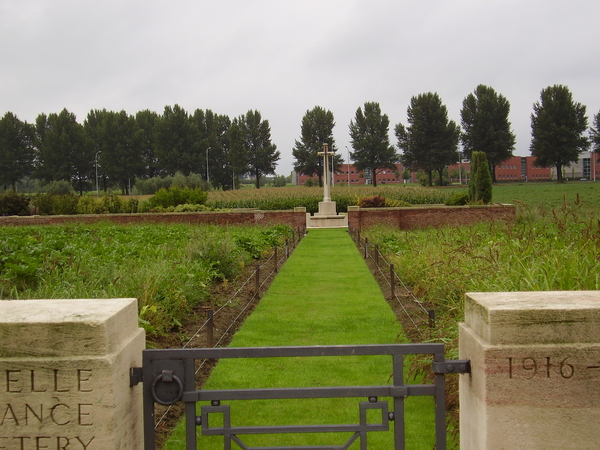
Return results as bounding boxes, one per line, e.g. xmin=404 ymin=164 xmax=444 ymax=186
xmin=130 ymin=344 xmax=469 ymax=449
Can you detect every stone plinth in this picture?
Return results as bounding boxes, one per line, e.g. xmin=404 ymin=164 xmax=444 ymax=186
xmin=0 ymin=299 xmax=145 ymax=449
xmin=306 ymin=201 xmax=348 ymax=228
xmin=314 ymin=200 xmax=337 ymax=216
xmin=460 ymin=291 xmax=600 ymax=450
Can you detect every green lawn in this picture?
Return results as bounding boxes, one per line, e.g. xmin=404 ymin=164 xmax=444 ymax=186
xmin=164 ymin=229 xmax=445 ymax=449
xmin=449 ymin=180 xmax=600 ymax=210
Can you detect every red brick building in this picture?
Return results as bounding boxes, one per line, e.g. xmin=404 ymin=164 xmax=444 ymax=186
xmin=293 ymin=153 xmax=599 ymax=185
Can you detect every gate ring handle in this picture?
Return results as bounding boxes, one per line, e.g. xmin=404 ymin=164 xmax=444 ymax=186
xmin=151 ymin=371 xmax=184 ymax=405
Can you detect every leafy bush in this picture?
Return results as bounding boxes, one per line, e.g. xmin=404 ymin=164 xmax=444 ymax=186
xmin=76 ymin=193 xmax=139 ymax=214
xmin=133 ymin=172 xmax=208 ymax=195
xmin=147 ymin=187 xmax=208 ymax=209
xmin=45 ymin=180 xmax=75 ymax=195
xmin=133 ymin=175 xmax=173 ymax=195
xmin=173 ymin=204 xmax=210 ymax=212
xmin=32 ymin=194 xmax=79 ymax=215
xmin=359 ymin=194 xmax=387 ymax=208
xmin=0 ymin=191 xmax=31 ymax=216
xmin=445 ymin=191 xmax=470 ymax=206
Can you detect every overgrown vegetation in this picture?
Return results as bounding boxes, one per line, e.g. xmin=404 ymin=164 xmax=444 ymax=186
xmin=206 ymin=185 xmax=452 ymax=213
xmin=0 ymin=223 xmax=292 ymax=336
xmin=364 ymin=196 xmax=600 ymax=357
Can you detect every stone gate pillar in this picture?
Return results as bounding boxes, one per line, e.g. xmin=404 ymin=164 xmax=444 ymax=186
xmin=0 ymin=299 xmax=145 ymax=449
xmin=460 ymin=291 xmax=600 ymax=450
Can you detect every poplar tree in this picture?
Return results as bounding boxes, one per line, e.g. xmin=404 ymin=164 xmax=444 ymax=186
xmin=396 ymin=93 xmax=459 ymax=186
xmin=237 ymin=110 xmax=280 ymax=189
xmin=34 ymin=108 xmax=93 ymax=194
xmin=154 ymin=104 xmax=200 ymax=176
xmin=530 ymin=85 xmax=589 ymax=182
xmin=293 ymin=106 xmax=342 ymax=187
xmin=349 ymin=102 xmax=398 ymax=187
xmin=461 ymin=85 xmax=516 ymax=182
xmin=0 ymin=112 xmax=35 ymax=191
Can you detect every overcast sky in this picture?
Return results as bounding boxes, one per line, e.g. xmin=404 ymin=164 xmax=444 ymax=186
xmin=2 ymin=0 xmax=599 ymax=175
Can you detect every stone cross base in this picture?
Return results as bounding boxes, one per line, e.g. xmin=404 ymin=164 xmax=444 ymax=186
xmin=306 ymin=201 xmax=348 ymax=228
xmin=315 ymin=200 xmax=337 ymax=216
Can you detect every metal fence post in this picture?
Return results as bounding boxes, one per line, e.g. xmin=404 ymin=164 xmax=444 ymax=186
xmin=375 ymin=244 xmax=379 ymax=267
xmin=364 ymin=238 xmax=368 ymax=259
xmin=274 ymin=247 xmax=278 ymax=273
xmin=428 ymin=310 xmax=436 ymax=328
xmin=206 ymin=309 xmax=214 ymax=347
xmin=390 ymin=264 xmax=395 ymax=299
xmin=255 ymin=264 xmax=260 ymax=298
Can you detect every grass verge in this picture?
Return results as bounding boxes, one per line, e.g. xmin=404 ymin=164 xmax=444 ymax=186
xmin=164 ymin=229 xmax=450 ymax=449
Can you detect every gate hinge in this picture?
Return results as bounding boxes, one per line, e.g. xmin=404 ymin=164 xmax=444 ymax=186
xmin=130 ymin=367 xmax=143 ymax=386
xmin=432 ymin=360 xmax=471 ymax=374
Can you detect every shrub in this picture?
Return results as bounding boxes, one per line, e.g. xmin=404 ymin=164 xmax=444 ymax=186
xmin=32 ymin=194 xmax=79 ymax=215
xmin=359 ymin=194 xmax=387 ymax=208
xmin=76 ymin=195 xmax=104 ymax=214
xmin=173 ymin=204 xmax=210 ymax=212
xmin=187 ymin=230 xmax=249 ymax=280
xmin=469 ymin=151 xmax=493 ymax=204
xmin=148 ymin=187 xmax=208 ymax=209
xmin=304 ymin=178 xmax=315 ymax=187
xmin=45 ymin=180 xmax=75 ymax=195
xmin=0 ymin=191 xmax=31 ymax=216
xmin=445 ymin=191 xmax=470 ymax=206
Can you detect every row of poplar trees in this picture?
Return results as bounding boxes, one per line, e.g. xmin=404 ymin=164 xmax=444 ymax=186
xmin=293 ymin=84 xmax=600 ymax=192
xmin=0 ymin=105 xmax=280 ymax=193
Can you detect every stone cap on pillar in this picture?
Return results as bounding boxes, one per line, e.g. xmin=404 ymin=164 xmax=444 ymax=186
xmin=465 ymin=291 xmax=600 ymax=346
xmin=0 ymin=298 xmax=140 ymax=358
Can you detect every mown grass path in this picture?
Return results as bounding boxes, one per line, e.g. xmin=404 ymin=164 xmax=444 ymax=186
xmin=165 ymin=228 xmax=438 ymax=449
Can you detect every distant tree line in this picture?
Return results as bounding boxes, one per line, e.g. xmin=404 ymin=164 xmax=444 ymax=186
xmin=293 ymin=84 xmax=600 ymax=187
xmin=2 ymin=85 xmax=600 ymax=193
xmin=0 ymin=105 xmax=279 ymax=193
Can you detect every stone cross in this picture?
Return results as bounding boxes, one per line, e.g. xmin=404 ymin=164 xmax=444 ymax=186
xmin=317 ymin=143 xmax=332 ymax=202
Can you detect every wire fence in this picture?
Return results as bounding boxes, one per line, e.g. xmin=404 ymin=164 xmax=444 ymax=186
xmin=154 ymin=226 xmax=306 ymax=429
xmin=348 ymin=228 xmax=435 ymax=340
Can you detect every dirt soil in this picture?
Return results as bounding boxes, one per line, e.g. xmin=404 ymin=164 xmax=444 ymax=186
xmin=149 ymin=234 xmax=444 ymax=448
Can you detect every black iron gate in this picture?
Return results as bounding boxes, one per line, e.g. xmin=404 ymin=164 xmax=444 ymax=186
xmin=131 ymin=344 xmax=469 ymax=449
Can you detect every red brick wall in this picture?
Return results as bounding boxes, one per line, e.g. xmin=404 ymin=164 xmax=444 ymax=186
xmin=348 ymin=204 xmax=515 ymax=234
xmin=0 ymin=210 xmax=307 ymax=231
xmin=1 ymin=206 xmax=514 ymax=234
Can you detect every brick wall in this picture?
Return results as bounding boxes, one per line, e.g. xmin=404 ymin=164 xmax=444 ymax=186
xmin=0 ymin=210 xmax=307 ymax=231
xmin=1 ymin=205 xmax=514 ymax=233
xmin=347 ymin=204 xmax=515 ymax=234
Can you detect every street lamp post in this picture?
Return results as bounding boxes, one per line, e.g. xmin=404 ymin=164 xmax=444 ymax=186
xmin=206 ymin=147 xmax=210 ymax=184
xmin=345 ymin=146 xmax=350 ymax=185
xmin=95 ymin=152 xmax=100 ymax=195
xmin=458 ymin=151 xmax=462 ymax=185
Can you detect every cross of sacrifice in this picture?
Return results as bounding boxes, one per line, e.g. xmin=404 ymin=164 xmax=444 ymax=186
xmin=317 ymin=142 xmax=333 ymax=202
